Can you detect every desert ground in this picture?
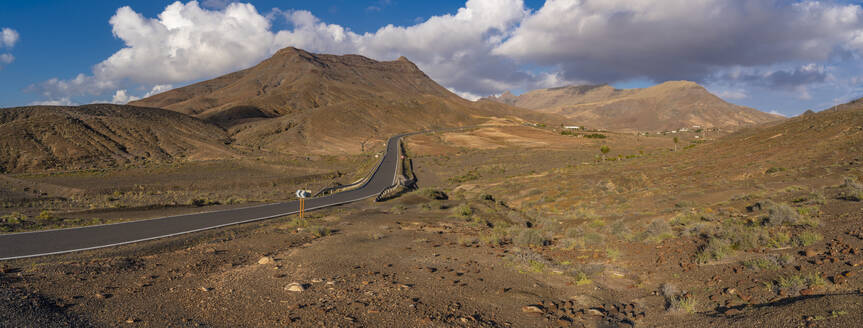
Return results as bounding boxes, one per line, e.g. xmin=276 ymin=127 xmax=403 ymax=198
xmin=2 ymin=106 xmax=863 ymax=327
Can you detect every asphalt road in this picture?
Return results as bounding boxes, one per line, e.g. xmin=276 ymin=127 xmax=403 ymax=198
xmin=0 ymin=134 xmax=407 ymax=260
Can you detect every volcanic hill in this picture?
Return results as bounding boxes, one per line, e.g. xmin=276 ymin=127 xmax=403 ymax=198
xmin=0 ymin=104 xmax=233 ymax=173
xmin=131 ymin=47 xmax=536 ymax=154
xmin=485 ymin=81 xmax=782 ymax=131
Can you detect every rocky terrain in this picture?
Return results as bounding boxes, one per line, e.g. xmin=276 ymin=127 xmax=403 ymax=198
xmin=484 ymin=81 xmax=782 ymax=131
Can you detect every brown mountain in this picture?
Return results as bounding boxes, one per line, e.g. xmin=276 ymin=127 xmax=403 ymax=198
xmin=0 ymin=104 xmax=234 ymax=173
xmin=131 ymin=47 xmax=532 ymax=154
xmin=484 ymin=81 xmax=782 ymax=131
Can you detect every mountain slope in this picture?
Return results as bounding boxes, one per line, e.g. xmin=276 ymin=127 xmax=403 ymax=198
xmin=485 ymin=81 xmax=782 ymax=131
xmin=131 ymin=47 xmax=510 ymax=154
xmin=0 ymin=104 xmax=234 ymax=173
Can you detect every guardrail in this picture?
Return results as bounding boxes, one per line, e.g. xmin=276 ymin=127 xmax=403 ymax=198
xmin=375 ymin=140 xmax=417 ymax=201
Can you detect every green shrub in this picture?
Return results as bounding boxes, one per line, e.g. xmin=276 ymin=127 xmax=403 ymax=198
xmin=668 ymin=294 xmax=697 ymax=314
xmin=419 ymin=188 xmax=449 ymax=200
xmin=696 ymin=238 xmax=732 ymax=263
xmin=584 ymin=133 xmax=607 ymax=139
xmin=838 ymin=176 xmax=863 ymax=201
xmin=308 ymin=225 xmax=331 ymax=238
xmin=458 ymin=235 xmax=478 ymax=246
xmin=742 ymin=257 xmax=780 ymax=271
xmin=761 ymin=200 xmax=802 ymax=226
xmin=0 ymin=212 xmax=26 ymax=224
xmin=514 ymin=229 xmax=549 ymax=247
xmin=793 ymin=230 xmax=822 ymax=247
xmin=36 ymin=210 xmax=54 ymax=222
xmin=453 ymin=204 xmax=473 ymax=218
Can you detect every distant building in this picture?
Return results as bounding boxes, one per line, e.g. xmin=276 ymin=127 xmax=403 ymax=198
xmin=563 ymin=125 xmax=581 ymax=130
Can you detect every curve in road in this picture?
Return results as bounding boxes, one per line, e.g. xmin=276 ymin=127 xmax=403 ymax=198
xmin=0 ymin=134 xmax=408 ymax=260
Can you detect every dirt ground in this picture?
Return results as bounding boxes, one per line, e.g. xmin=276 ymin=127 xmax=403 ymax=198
xmin=2 ymin=115 xmax=863 ymax=327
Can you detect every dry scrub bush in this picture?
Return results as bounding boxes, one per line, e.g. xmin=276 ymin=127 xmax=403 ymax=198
xmin=838 ymin=176 xmax=863 ymax=201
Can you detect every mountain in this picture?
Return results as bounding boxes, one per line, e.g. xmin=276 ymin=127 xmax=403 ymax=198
xmin=0 ymin=104 xmax=234 ymax=173
xmin=484 ymin=81 xmax=782 ymax=131
xmin=131 ymin=47 xmax=519 ymax=154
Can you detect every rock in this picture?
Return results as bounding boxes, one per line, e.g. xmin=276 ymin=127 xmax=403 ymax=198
xmin=804 ymin=249 xmax=818 ymax=257
xmin=849 ymin=260 xmax=863 ymax=267
xmin=522 ymin=305 xmax=544 ymax=314
xmin=799 ymin=288 xmax=816 ymax=296
xmin=94 ymin=293 xmax=110 ymax=299
xmin=725 ymin=287 xmax=737 ymax=295
xmin=258 ymin=257 xmax=275 ymax=265
xmin=724 ymin=309 xmax=741 ymax=316
xmin=200 ymin=287 xmax=212 ymax=292
xmin=844 ymin=271 xmax=856 ymax=278
xmin=585 ymin=308 xmax=605 ymax=317
xmin=285 ymin=283 xmax=305 ymax=292
xmin=125 ymin=318 xmax=139 ymax=324
xmin=311 ymin=278 xmax=323 ymax=283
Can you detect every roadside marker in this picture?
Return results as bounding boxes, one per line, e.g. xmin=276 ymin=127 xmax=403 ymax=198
xmin=299 ymin=198 xmax=304 ymax=220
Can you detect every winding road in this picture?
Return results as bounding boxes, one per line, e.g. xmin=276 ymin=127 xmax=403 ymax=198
xmin=0 ymin=134 xmax=408 ymax=260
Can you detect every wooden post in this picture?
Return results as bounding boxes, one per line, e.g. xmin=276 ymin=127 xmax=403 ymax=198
xmin=299 ymin=198 xmax=304 ymax=219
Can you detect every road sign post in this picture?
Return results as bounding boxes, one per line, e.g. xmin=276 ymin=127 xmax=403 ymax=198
xmin=296 ymin=189 xmax=310 ymax=220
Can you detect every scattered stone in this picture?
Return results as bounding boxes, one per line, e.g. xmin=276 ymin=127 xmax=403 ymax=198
xmin=398 ymin=284 xmax=412 ymax=290
xmin=844 ymin=271 xmax=856 ymax=278
xmin=522 ymin=305 xmax=544 ymax=315
xmin=585 ymin=308 xmax=605 ymax=317
xmin=725 ymin=309 xmax=741 ymax=316
xmin=258 ymin=257 xmax=275 ymax=265
xmin=311 ymin=278 xmax=323 ymax=283
xmin=804 ymin=249 xmax=818 ymax=257
xmin=200 ymin=287 xmax=212 ymax=292
xmin=285 ymin=283 xmax=305 ymax=292
xmin=125 ymin=318 xmax=139 ymax=324
xmin=799 ymin=288 xmax=816 ymax=296
xmin=94 ymin=293 xmax=110 ymax=299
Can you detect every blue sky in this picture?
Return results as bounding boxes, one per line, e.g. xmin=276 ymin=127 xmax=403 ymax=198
xmin=1 ymin=0 xmax=862 ymax=116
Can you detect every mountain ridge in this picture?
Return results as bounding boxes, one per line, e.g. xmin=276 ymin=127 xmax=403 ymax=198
xmin=484 ymin=81 xmax=782 ymax=131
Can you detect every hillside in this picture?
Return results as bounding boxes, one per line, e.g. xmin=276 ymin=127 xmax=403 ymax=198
xmin=0 ymin=104 xmax=234 ymax=173
xmin=485 ymin=81 xmax=782 ymax=131
xmin=131 ymin=47 xmax=529 ymax=154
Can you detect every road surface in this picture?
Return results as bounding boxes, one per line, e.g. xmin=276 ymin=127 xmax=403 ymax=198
xmin=0 ymin=134 xmax=408 ymax=260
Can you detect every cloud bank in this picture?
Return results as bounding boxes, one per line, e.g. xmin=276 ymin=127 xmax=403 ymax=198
xmin=30 ymin=0 xmax=863 ymax=109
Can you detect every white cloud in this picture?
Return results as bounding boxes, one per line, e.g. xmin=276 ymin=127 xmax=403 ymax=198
xmin=0 ymin=27 xmax=18 ymax=69
xmin=35 ymin=1 xmax=277 ymax=99
xmin=1 ymin=28 xmax=18 ymax=48
xmin=447 ymin=87 xmax=481 ymax=101
xmin=92 ymin=89 xmax=141 ymax=104
xmin=29 ymin=98 xmax=76 ymax=106
xmin=144 ymin=84 xmax=173 ymax=97
xmin=715 ymin=89 xmax=748 ymax=100
xmin=768 ymin=110 xmax=787 ymax=117
xmin=28 ymin=0 xmax=863 ymax=106
xmin=111 ymin=89 xmax=140 ymax=104
xmin=494 ymin=0 xmax=863 ymax=83
xmin=272 ymin=0 xmax=534 ymax=97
